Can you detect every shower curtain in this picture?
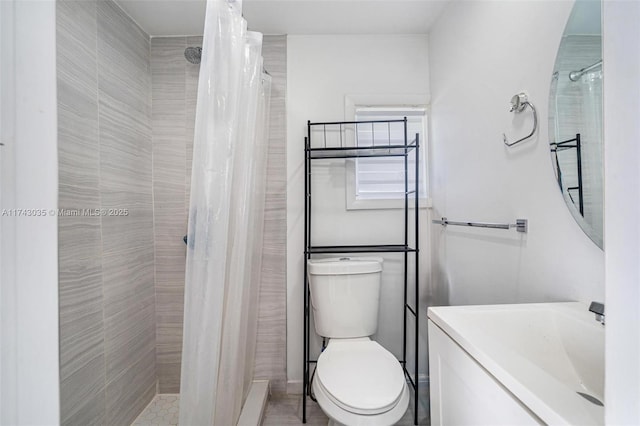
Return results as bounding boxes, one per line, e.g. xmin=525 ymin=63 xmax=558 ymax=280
xmin=179 ymin=0 xmax=271 ymax=424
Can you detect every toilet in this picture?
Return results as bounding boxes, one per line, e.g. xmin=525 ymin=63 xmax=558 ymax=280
xmin=307 ymin=257 xmax=410 ymax=426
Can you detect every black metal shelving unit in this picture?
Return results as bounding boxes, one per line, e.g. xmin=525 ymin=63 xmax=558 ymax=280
xmin=302 ymin=118 xmax=421 ymax=425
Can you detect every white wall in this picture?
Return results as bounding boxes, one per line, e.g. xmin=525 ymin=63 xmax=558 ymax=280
xmin=603 ymin=1 xmax=640 ymax=423
xmin=0 ymin=0 xmax=60 ymax=424
xmin=428 ymin=1 xmax=604 ymax=309
xmin=286 ymin=35 xmax=430 ymax=385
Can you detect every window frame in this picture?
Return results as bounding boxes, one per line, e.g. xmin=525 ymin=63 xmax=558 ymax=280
xmin=344 ymin=94 xmax=429 ymax=210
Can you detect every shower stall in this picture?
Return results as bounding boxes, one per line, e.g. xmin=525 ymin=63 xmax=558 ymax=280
xmin=55 ymin=0 xmax=282 ymax=424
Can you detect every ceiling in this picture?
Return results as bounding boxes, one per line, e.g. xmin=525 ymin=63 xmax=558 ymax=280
xmin=114 ymin=0 xmax=450 ymax=37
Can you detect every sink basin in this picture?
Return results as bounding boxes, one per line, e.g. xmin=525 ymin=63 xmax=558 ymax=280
xmin=428 ymin=302 xmax=604 ymax=425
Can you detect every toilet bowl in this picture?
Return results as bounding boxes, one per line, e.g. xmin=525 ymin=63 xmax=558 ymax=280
xmin=307 ymin=257 xmax=409 ymax=425
xmin=311 ymin=338 xmax=410 ymax=426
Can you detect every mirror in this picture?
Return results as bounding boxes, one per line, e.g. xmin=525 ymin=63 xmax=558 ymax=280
xmin=549 ymin=0 xmax=603 ymax=249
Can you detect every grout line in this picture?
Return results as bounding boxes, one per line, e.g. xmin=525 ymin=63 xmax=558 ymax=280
xmin=94 ymin=0 xmax=109 ymax=421
xmin=149 ymin=30 xmax=158 ymax=397
xmin=148 ymin=29 xmax=159 ymax=399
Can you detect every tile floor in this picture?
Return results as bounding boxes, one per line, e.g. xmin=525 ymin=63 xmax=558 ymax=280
xmin=262 ymin=394 xmax=328 ymax=425
xmin=131 ymin=387 xmax=429 ymax=425
xmin=131 ymin=394 xmax=179 ymax=426
xmin=261 ymin=389 xmax=429 ymax=425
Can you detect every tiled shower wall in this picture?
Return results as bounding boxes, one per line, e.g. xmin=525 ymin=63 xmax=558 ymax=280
xmin=253 ymin=36 xmax=288 ymax=394
xmin=149 ymin=36 xmax=200 ymax=394
xmin=57 ymin=1 xmax=156 ymax=424
xmin=150 ymin=36 xmax=288 ymax=393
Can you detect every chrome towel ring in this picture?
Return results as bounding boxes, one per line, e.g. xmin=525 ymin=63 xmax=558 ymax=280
xmin=503 ymin=92 xmax=538 ymax=147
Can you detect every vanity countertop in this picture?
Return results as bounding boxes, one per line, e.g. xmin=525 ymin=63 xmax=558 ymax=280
xmin=428 ymin=302 xmax=604 ymax=425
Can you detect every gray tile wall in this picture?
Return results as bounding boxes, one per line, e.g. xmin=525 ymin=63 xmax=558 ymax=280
xmin=150 ymin=36 xmax=197 ymax=394
xmin=57 ymin=1 xmax=155 ymax=424
xmin=255 ymin=35 xmax=288 ymax=394
xmin=150 ymin=35 xmax=288 ymax=394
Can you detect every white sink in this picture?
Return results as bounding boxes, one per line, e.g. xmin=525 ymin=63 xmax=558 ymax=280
xmin=428 ymin=302 xmax=604 ymax=425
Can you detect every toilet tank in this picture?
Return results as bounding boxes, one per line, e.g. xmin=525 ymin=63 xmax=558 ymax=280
xmin=307 ymin=257 xmax=383 ymax=338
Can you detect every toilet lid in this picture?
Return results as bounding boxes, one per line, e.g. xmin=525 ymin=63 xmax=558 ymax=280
xmin=315 ymin=340 xmax=406 ymax=415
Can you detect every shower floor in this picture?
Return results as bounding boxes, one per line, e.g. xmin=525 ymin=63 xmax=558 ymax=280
xmin=131 ymin=394 xmax=179 ymax=426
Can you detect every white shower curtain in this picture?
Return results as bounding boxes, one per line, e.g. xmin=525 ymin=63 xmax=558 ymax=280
xmin=179 ymin=0 xmax=271 ymax=424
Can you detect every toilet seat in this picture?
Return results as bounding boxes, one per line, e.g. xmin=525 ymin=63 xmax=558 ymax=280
xmin=315 ymin=339 xmax=406 ymax=415
xmin=313 ymin=379 xmax=410 ymax=426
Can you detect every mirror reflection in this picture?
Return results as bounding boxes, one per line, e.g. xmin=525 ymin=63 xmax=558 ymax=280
xmin=549 ymin=0 xmax=603 ymax=249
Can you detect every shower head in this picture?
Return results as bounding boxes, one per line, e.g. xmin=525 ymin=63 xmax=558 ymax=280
xmin=184 ymin=47 xmax=202 ymax=64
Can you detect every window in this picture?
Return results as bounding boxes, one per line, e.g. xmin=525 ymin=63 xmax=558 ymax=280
xmin=346 ymin=107 xmax=427 ymax=209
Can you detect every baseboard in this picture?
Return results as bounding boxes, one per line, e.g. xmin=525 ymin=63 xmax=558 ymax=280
xmin=237 ymin=380 xmax=270 ymax=426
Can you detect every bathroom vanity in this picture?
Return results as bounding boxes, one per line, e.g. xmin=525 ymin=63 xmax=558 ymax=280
xmin=428 ymin=302 xmax=604 ymax=425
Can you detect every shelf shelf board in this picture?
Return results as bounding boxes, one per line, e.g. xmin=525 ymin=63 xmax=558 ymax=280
xmin=309 ymin=119 xmax=407 ymax=126
xmin=306 ymin=245 xmax=417 ymax=254
xmin=307 ymin=143 xmax=418 ymax=160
